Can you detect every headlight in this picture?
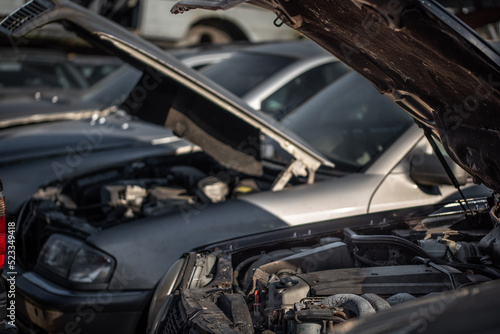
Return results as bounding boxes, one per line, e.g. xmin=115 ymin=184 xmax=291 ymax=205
xmin=147 ymin=258 xmax=185 ymax=332
xmin=37 ymin=234 xmax=115 ymax=284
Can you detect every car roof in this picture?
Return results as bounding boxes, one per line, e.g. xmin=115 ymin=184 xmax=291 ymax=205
xmin=202 ymin=39 xmax=340 ymax=112
xmin=168 ymin=42 xmax=254 ymax=69
xmin=241 ymin=39 xmax=334 ymax=60
xmin=168 ymin=41 xmax=254 ymax=58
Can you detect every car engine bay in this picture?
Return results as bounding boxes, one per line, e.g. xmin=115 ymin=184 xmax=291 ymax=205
xmin=28 ymin=153 xmax=276 ymax=222
xmin=163 ymin=197 xmax=500 ymax=334
xmin=16 ymin=152 xmax=290 ymax=270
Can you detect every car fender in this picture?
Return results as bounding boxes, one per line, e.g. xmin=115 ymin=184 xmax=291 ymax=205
xmin=240 ymin=173 xmax=385 ymax=226
xmin=86 ymin=199 xmax=289 ymax=290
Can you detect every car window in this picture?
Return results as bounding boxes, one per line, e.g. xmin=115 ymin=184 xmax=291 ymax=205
xmin=282 ymin=72 xmax=413 ymax=172
xmin=76 ymin=63 xmax=121 ymax=85
xmin=202 ymin=52 xmax=296 ymax=97
xmin=260 ymin=61 xmax=350 ymax=120
xmin=0 ymin=60 xmax=88 ymax=89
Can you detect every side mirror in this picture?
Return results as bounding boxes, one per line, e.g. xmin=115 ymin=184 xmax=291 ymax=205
xmin=410 ymin=153 xmax=467 ymax=186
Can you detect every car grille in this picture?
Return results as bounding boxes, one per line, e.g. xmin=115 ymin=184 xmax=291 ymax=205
xmin=161 ymin=298 xmax=186 ymax=334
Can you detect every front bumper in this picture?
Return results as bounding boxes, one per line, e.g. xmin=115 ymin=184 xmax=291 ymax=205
xmin=10 ymin=269 xmax=152 ymax=334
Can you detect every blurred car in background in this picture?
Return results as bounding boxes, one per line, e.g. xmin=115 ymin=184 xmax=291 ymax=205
xmin=79 ymin=39 xmax=351 ymax=121
xmin=0 ymin=0 xmax=299 ymax=45
xmin=168 ymin=41 xmax=253 ymax=70
xmin=0 ymin=48 xmax=88 ymax=91
xmin=139 ymin=0 xmax=299 ymax=45
xmin=0 ymin=41 xmax=254 ymax=127
xmin=203 ymin=40 xmax=349 ymax=119
xmin=0 ymin=47 xmax=126 ymax=127
xmin=0 ymin=48 xmax=98 ymax=124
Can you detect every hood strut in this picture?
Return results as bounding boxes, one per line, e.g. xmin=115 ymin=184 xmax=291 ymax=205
xmin=421 ymin=124 xmax=473 ymax=215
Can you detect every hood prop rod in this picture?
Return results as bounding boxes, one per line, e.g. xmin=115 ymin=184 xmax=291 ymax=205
xmin=421 ymin=125 xmax=473 ymax=215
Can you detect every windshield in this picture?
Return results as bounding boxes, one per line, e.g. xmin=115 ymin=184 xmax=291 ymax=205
xmin=0 ymin=59 xmax=88 ymax=90
xmin=202 ymin=51 xmax=295 ymax=97
xmin=282 ymin=72 xmax=413 ymax=172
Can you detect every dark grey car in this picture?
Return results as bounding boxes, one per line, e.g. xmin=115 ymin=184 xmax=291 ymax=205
xmin=0 ymin=48 xmax=100 ymax=125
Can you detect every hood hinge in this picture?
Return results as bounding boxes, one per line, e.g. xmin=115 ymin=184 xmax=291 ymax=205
xmin=271 ymin=159 xmax=313 ymax=192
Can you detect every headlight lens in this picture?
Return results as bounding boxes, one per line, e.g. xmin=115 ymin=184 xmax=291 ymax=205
xmin=147 ymin=258 xmax=185 ymax=331
xmin=69 ymin=247 xmax=114 ymax=283
xmin=37 ymin=234 xmax=115 ymax=284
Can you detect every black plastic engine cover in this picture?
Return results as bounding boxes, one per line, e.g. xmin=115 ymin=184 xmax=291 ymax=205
xmin=299 ymin=265 xmax=470 ymax=296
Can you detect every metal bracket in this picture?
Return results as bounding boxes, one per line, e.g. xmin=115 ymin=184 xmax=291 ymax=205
xmin=271 ymin=159 xmax=312 ymax=192
xmin=271 ymin=0 xmax=303 ymax=29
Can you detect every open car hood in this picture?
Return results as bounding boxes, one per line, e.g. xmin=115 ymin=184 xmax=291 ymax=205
xmin=173 ymin=0 xmax=500 ymax=192
xmin=0 ymin=0 xmax=332 ymax=180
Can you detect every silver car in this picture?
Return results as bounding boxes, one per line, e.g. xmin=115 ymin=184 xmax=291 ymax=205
xmin=203 ymin=40 xmax=349 ymax=119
